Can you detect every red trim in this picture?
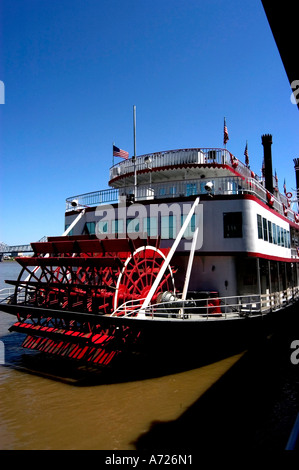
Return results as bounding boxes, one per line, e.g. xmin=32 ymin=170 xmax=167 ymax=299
xmin=109 ymin=162 xmax=245 ymax=185
xmin=246 ymin=252 xmax=299 ymax=262
xmin=191 ymin=251 xmax=299 ymax=263
xmin=242 ymin=194 xmax=299 ymax=228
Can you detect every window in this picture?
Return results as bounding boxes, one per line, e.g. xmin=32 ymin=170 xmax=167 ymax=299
xmin=127 ymin=217 xmax=139 ymax=233
xmin=161 ymin=215 xmax=176 ymax=239
xmin=112 ymin=219 xmax=124 ymax=235
xmin=83 ymin=222 xmax=96 ymax=235
xmin=272 ymin=223 xmax=277 ymax=244
xmin=97 ymin=221 xmax=108 ymax=234
xmin=143 ymin=217 xmax=158 ymax=237
xmin=181 ymin=214 xmax=196 ymax=238
xmin=64 ymin=224 xmax=73 ymax=236
xmin=268 ymin=220 xmax=273 ymax=243
xmin=277 ymin=226 xmax=281 ymax=246
xmin=283 ymin=229 xmax=287 ymax=248
xmin=223 ymin=212 xmax=242 ymax=238
xmin=257 ymin=215 xmax=263 ymax=239
xmin=262 ymin=218 xmax=268 ymax=241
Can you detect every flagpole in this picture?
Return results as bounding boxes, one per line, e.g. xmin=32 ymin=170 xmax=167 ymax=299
xmin=112 ymin=142 xmax=115 ymax=167
xmin=133 ymin=105 xmax=137 ymax=201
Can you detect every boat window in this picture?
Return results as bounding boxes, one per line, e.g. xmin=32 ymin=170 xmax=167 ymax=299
xmin=181 ymin=214 xmax=196 ymax=238
xmin=257 ymin=215 xmax=263 ymax=239
xmin=161 ymin=215 xmax=176 ymax=239
xmin=64 ymin=224 xmax=73 ymax=236
xmin=268 ymin=221 xmax=273 ymax=243
xmin=143 ymin=217 xmax=158 ymax=237
xmin=272 ymin=223 xmax=277 ymax=244
xmin=223 ymin=212 xmax=242 ymax=238
xmin=112 ymin=219 xmax=124 ymax=235
xmin=127 ymin=217 xmax=140 ymax=233
xmin=277 ymin=226 xmax=281 ymax=246
xmin=283 ymin=229 xmax=287 ymax=248
xmin=262 ymin=218 xmax=268 ymax=241
xmin=97 ymin=221 xmax=108 ymax=234
xmin=83 ymin=222 xmax=96 ymax=235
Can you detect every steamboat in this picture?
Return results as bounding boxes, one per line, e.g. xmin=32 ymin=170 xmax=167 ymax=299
xmin=1 ymin=132 xmax=299 ymax=368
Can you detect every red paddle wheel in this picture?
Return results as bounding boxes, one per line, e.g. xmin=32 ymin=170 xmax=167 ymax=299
xmin=6 ymin=236 xmax=176 ymax=366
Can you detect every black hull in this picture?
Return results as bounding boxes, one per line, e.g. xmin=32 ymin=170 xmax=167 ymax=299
xmin=1 ymin=299 xmax=298 ymax=370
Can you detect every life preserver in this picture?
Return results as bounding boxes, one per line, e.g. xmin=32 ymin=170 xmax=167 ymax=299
xmin=286 ymin=192 xmax=293 ymax=199
xmin=283 ymin=204 xmax=288 ymax=216
xmin=230 ymin=155 xmax=238 ymax=168
xmin=266 ymin=191 xmax=274 ymax=207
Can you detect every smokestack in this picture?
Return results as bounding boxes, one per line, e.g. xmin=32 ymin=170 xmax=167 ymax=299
xmin=261 ymin=134 xmax=273 ymax=194
xmin=294 ymin=158 xmax=299 ymax=200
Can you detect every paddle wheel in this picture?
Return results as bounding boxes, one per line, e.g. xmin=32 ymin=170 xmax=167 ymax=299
xmin=5 ymin=236 xmax=176 ymax=366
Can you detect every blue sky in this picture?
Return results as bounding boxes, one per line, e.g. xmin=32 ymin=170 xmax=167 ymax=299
xmin=0 ymin=0 xmax=298 ymax=245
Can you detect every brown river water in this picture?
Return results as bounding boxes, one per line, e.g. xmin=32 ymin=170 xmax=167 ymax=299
xmin=0 ymin=262 xmax=298 ymax=452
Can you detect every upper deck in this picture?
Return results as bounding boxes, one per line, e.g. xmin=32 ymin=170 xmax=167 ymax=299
xmin=109 ymin=148 xmax=250 ymax=186
xmin=65 ymin=148 xmax=298 ymax=226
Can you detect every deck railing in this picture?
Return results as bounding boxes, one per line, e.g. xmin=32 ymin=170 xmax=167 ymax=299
xmin=1 ymin=287 xmax=298 ymax=320
xmin=65 ymin=174 xmax=298 ymax=226
xmin=109 ymin=147 xmax=253 ymax=180
xmin=110 ymin=288 xmax=299 ymax=320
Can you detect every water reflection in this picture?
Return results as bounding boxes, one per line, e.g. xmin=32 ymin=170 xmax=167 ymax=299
xmin=0 ymin=334 xmax=243 ymax=450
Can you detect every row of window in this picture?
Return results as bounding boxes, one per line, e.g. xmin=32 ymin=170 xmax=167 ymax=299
xmin=80 ymin=215 xmax=196 ymax=239
xmin=257 ymin=214 xmax=290 ymax=248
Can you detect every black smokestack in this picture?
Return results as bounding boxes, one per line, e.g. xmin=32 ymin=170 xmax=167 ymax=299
xmin=294 ymin=158 xmax=299 ymax=199
xmin=261 ymin=134 xmax=273 ymax=194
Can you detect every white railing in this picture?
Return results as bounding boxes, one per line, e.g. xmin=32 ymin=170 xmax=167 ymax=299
xmin=65 ymin=188 xmax=119 ymax=211
xmin=110 ymin=288 xmax=299 ymax=320
xmin=109 ymin=147 xmax=251 ymax=180
xmin=0 ymin=287 xmax=15 ymax=302
xmin=1 ymin=287 xmax=298 ymax=320
xmin=65 ymin=174 xmax=298 ymax=225
xmin=0 ymin=287 xmax=26 ymax=305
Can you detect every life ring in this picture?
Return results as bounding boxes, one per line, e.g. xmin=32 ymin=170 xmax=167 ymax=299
xmin=266 ymin=191 xmax=274 ymax=207
xmin=286 ymin=192 xmax=293 ymax=199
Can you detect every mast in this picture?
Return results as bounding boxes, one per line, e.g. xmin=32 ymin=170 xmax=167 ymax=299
xmin=133 ymin=105 xmax=137 ymax=200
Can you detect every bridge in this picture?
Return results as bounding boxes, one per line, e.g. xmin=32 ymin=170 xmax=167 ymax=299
xmin=0 ymin=236 xmax=47 ymax=258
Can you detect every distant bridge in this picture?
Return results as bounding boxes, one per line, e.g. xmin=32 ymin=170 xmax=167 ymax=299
xmin=0 ymin=236 xmax=47 ymax=256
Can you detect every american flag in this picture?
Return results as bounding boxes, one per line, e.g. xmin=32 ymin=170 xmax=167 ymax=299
xmin=113 ymin=145 xmax=129 ymax=160
xmin=244 ymin=141 xmax=249 ymax=167
xmin=223 ymin=118 xmax=229 ymax=145
xmin=283 ymin=178 xmax=287 ymax=194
